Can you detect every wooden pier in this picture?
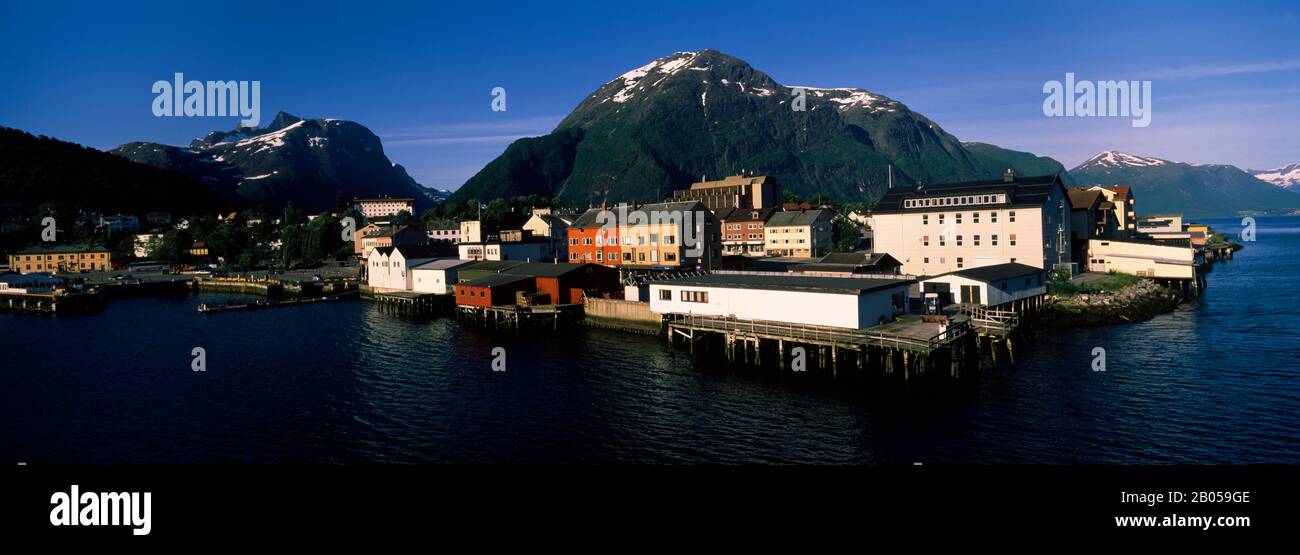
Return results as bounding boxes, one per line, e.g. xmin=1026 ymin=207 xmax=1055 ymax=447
xmin=664 ymin=313 xmax=978 ymax=380
xmin=369 ymin=290 xmax=456 ymax=315
xmin=197 ymin=290 xmax=358 ymax=313
xmin=456 ymin=303 xmax=585 ymax=331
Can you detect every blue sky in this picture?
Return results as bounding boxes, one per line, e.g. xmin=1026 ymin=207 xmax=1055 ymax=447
xmin=1 ymin=0 xmax=1296 ymax=191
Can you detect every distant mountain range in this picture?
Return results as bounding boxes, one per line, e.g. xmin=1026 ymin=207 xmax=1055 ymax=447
xmin=112 ymin=112 xmax=439 ymax=213
xmin=1248 ymin=163 xmax=1300 ymax=192
xmin=452 ymin=49 xmax=1073 ymax=207
xmin=1068 ymin=151 xmax=1300 ymax=217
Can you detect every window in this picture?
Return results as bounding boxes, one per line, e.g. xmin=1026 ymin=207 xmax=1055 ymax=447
xmin=974 ymin=235 xmax=980 ymax=246
xmin=939 ymin=236 xmax=946 ymax=247
xmin=659 ymin=289 xmax=672 ymax=301
xmin=956 ymin=235 xmax=963 ymax=247
xmin=1009 ymin=211 xmax=1016 ymax=223
xmin=1010 ymin=234 xmax=1017 ymax=246
xmin=956 ymin=213 xmax=962 ymax=225
xmin=665 ymin=235 xmax=676 ymax=245
xmin=922 ymin=215 xmax=929 ymax=225
xmin=991 ymin=212 xmax=998 ymax=223
xmin=681 ymin=290 xmax=709 ymax=303
xmin=973 ymin=213 xmax=980 ymax=224
xmin=992 ymin=234 xmax=998 ymax=246
xmin=923 ymin=235 xmax=930 ymax=247
xmin=939 ymin=214 xmax=945 ymax=225
xmin=957 ymin=257 xmax=964 ymax=269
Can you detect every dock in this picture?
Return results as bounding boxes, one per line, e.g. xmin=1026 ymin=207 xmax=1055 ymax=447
xmin=197 ymin=290 xmax=358 ymax=313
xmin=664 ymin=313 xmax=978 ymax=380
xmin=456 ymin=303 xmax=585 ymax=331
xmin=367 ymin=289 xmax=456 ymax=315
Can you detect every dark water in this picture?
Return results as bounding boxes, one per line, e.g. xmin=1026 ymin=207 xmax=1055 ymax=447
xmin=3 ymin=216 xmax=1297 ymax=464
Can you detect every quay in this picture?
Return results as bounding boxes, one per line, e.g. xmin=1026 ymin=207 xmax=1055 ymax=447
xmin=456 ymin=303 xmax=585 ymax=331
xmin=197 ymin=290 xmax=359 ymax=313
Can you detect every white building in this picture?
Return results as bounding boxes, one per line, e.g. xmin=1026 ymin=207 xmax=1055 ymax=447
xmin=649 ymin=273 xmax=913 ymax=329
xmin=918 ymin=262 xmax=1046 ymax=308
xmin=1087 ymin=239 xmax=1200 ymax=280
xmin=354 ymin=198 xmax=415 ymax=219
xmin=410 ymin=258 xmax=475 ymax=294
xmin=457 ymin=239 xmax=557 ymax=262
xmin=366 ymin=245 xmax=449 ymax=292
xmin=869 ymin=171 xmax=1073 ymax=276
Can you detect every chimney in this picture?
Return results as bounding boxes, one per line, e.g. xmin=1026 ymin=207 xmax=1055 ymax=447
xmin=1003 ymin=168 xmax=1016 ymax=183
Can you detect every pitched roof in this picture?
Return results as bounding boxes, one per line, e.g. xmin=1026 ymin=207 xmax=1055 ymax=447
xmin=459 ymin=274 xmax=534 ymax=288
xmin=873 ymin=174 xmax=1065 ymax=213
xmin=570 ymin=201 xmax=709 ymax=228
xmin=376 ymin=244 xmax=451 ymax=260
xmin=458 ymin=260 xmax=527 ymax=273
xmin=765 ymin=209 xmax=829 ymax=227
xmin=931 ymin=262 xmax=1044 ymax=282
xmin=717 ymin=207 xmax=776 ymax=222
xmin=1067 ymin=189 xmax=1104 ymax=210
xmin=653 ymin=273 xmax=913 ymax=294
xmin=496 ymin=262 xmax=607 ymax=278
xmin=410 ymin=258 xmax=475 ymax=271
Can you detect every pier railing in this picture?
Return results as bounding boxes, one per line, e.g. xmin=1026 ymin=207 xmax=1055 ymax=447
xmin=666 ymin=313 xmax=968 ymax=352
xmin=956 ymin=305 xmax=1020 ymax=334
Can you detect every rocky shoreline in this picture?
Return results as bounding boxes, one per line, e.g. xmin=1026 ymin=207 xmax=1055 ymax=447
xmin=1041 ymin=278 xmax=1184 ymax=327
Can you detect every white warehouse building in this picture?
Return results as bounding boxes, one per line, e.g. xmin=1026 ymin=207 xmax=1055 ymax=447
xmin=649 ymin=273 xmax=914 ymax=330
xmin=918 ymin=262 xmax=1046 ymax=309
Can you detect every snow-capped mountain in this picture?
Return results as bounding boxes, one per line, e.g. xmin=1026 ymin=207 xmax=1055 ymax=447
xmin=1069 ymin=151 xmax=1300 ymax=216
xmin=112 ymin=112 xmax=437 ymax=213
xmin=1248 ymin=163 xmax=1300 ymax=191
xmin=453 ymin=49 xmax=1066 ymax=206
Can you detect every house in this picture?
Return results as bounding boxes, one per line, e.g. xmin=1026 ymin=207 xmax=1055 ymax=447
xmin=648 ymin=273 xmax=914 ymax=329
xmin=356 ymin=224 xmax=427 ymax=261
xmin=791 ymin=252 xmax=903 ymax=276
xmin=353 ymin=198 xmax=415 ymax=219
xmin=1067 ymin=188 xmax=1119 ymax=266
xmin=918 ymin=262 xmax=1046 ymax=309
xmin=717 ymin=207 xmax=776 ymax=256
xmin=523 ymin=212 xmax=573 ymax=258
xmin=458 ymin=214 xmax=529 ymax=244
xmin=188 ymin=242 xmax=210 ymax=260
xmin=0 ymin=272 xmax=66 ymax=293
xmin=8 ymin=245 xmax=113 ymax=274
xmin=425 ymin=220 xmax=461 ymax=243
xmin=409 ymin=258 xmax=475 ymax=294
xmin=457 ymin=236 xmax=558 ymax=262
xmin=1088 ymin=185 xmax=1137 ymax=238
xmin=1086 ymin=239 xmax=1201 ymax=280
xmin=869 ymin=171 xmax=1073 ymax=276
xmin=763 ymin=209 xmax=832 ymax=258
xmin=367 ymin=245 xmax=454 ymax=292
xmin=496 ymin=262 xmax=619 ymax=304
xmin=566 ymin=201 xmax=721 ymax=270
xmin=99 ymin=214 xmax=140 ymax=233
xmin=669 ymin=174 xmax=781 ymax=211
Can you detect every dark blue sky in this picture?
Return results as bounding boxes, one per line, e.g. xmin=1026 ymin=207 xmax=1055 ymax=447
xmin=2 ymin=0 xmax=1296 ymax=190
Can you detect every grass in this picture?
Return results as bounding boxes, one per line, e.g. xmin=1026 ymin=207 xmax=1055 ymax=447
xmin=1049 ymin=270 xmax=1142 ymax=296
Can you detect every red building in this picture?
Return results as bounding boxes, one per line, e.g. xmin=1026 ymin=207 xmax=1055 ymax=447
xmin=566 ymin=208 xmax=621 ymax=265
xmin=455 ymin=274 xmax=535 ymax=308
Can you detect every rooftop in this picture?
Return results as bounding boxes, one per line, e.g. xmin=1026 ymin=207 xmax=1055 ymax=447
xmin=570 ymin=200 xmax=709 ymax=228
xmin=765 ymin=209 xmax=829 ymax=227
xmin=459 ymin=274 xmax=534 ymax=288
xmin=873 ymin=174 xmax=1065 ymax=213
xmin=14 ymin=244 xmax=111 ymax=254
xmin=930 ymin=262 xmax=1044 ymax=282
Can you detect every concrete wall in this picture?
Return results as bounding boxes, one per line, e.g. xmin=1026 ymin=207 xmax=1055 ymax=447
xmin=585 ymin=298 xmax=661 ymax=324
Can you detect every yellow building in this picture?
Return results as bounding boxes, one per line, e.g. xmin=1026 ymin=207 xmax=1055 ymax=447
xmin=764 ymin=209 xmax=833 ymax=258
xmin=8 ymin=245 xmax=113 ymax=274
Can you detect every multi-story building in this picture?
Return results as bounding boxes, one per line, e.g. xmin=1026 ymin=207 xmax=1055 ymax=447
xmin=456 ymin=236 xmax=558 ymax=262
xmin=764 ymin=209 xmax=832 ymax=258
xmin=8 ymin=245 xmax=113 ymax=274
xmin=717 ymin=207 xmax=775 ymax=256
xmin=99 ymin=214 xmax=139 ymax=234
xmin=425 ymin=220 xmax=460 ymax=243
xmin=1088 ymin=185 xmax=1136 ymax=238
xmin=670 ymin=174 xmax=781 ymax=211
xmin=869 ymin=171 xmax=1073 ymax=276
xmin=566 ymin=201 xmax=721 ymax=270
xmin=353 ymin=198 xmax=415 ymax=219
xmin=366 ymin=245 xmax=452 ymax=292
xmin=355 ymin=224 xmax=427 ymax=261
xmin=523 ymin=212 xmax=573 ymax=259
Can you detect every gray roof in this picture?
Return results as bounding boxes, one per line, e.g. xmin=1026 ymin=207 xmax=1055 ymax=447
xmin=411 ymin=258 xmax=475 ymax=271
xmin=652 ymin=273 xmax=913 ymax=295
xmin=764 ymin=209 xmax=829 ymax=227
xmin=873 ymin=174 xmax=1065 ymax=213
xmin=930 ymin=262 xmax=1044 ymax=282
xmin=459 ymin=274 xmax=534 ymax=288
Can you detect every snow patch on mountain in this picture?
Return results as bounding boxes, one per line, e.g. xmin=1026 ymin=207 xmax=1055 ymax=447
xmin=1249 ymin=163 xmax=1300 ymax=190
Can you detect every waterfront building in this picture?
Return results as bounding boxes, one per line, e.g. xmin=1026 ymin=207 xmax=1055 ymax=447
xmin=1088 ymin=185 xmax=1137 ymax=238
xmin=648 ymin=273 xmax=914 ymax=329
xmin=669 ymin=174 xmax=781 ymax=211
xmin=367 ymin=245 xmax=454 ymax=292
xmin=409 ymin=258 xmax=475 ymax=294
xmin=1136 ymin=214 xmax=1191 ymax=243
xmin=451 ymin=262 xmax=621 ymax=307
xmin=455 ymin=274 xmax=535 ymax=308
xmin=1086 ymin=238 xmax=1201 ymax=280
xmin=0 ymin=272 xmax=65 ymax=293
xmin=8 ymin=244 xmax=112 ymax=274
xmin=353 ymin=197 xmax=415 ymax=219
xmin=869 ymin=171 xmax=1074 ymax=276
xmin=356 ymin=224 xmax=427 ymax=261
xmin=763 ymin=209 xmax=832 ymax=258
xmin=566 ymin=201 xmax=721 ymax=270
xmin=717 ymin=207 xmax=776 ymax=256
xmin=791 ymin=252 xmax=902 ymax=276
xmin=919 ymin=262 xmax=1046 ymax=308
xmin=457 ymin=236 xmax=558 ymax=262
xmin=455 ymin=260 xmax=526 ymax=282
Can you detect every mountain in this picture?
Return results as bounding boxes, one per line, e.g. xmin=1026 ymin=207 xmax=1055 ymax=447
xmin=1069 ymin=151 xmax=1300 ymax=217
xmin=452 ymin=49 xmax=1067 ymax=207
xmin=962 ymin=142 xmax=1074 ymax=186
xmin=1248 ymin=163 xmax=1300 ymax=192
xmin=112 ymin=112 xmax=437 ymax=213
xmin=0 ymin=126 xmax=227 ymax=214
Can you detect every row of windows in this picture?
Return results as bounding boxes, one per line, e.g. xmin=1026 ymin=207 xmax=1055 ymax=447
xmin=570 ymin=251 xmax=679 ymax=263
xmin=921 ymin=211 xmax=1015 ymax=225
xmin=921 ymin=234 xmax=1016 ymax=247
xmin=922 ymin=256 xmax=1020 ymax=268
xmin=725 ymin=223 xmax=762 ymax=230
xmin=725 ymin=234 xmax=762 ymax=240
xmin=571 ymin=235 xmax=678 ymax=246
xmin=904 ymin=194 xmax=1006 ymax=209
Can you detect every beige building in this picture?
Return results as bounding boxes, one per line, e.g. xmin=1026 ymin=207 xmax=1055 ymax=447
xmin=670 ymin=174 xmax=781 ymax=211
xmin=1086 ymin=239 xmax=1200 ymax=280
xmin=869 ymin=172 xmax=1073 ymax=276
xmin=567 ymin=201 xmax=722 ymax=270
xmin=764 ymin=209 xmax=832 ymax=257
xmin=1088 ymin=185 xmax=1136 ymax=238
xmin=9 ymin=245 xmax=113 ymax=274
xmin=353 ymin=198 xmax=415 ymax=219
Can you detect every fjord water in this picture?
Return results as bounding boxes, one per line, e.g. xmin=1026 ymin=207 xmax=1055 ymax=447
xmin=3 ymin=216 xmax=1297 ymax=464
